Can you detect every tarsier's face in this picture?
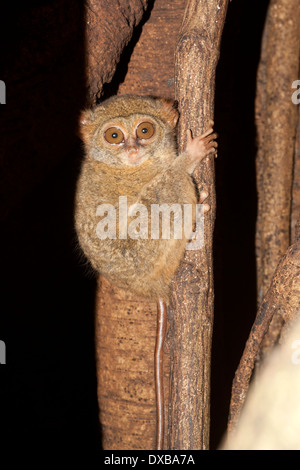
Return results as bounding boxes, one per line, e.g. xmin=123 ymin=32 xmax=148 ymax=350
xmin=80 ymin=95 xmax=179 ymax=167
xmin=96 ymin=115 xmax=163 ymax=167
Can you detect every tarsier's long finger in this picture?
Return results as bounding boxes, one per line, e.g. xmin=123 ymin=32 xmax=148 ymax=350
xmin=206 ymin=147 xmax=217 ymax=155
xmin=186 ymin=129 xmax=193 ymax=142
xmin=207 ymin=141 xmax=218 ymax=148
xmin=187 ymin=126 xmax=216 ymax=141
xmin=202 ymin=132 xmax=218 ymax=143
xmin=199 ymin=127 xmax=214 ymax=139
xmin=208 ymin=145 xmax=218 ymax=159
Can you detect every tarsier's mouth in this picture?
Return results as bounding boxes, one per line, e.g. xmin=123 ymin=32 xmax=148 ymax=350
xmin=127 ymin=153 xmax=142 ymax=165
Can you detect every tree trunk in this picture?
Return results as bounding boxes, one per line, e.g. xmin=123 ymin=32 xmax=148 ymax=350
xmin=255 ymin=0 xmax=300 ymax=358
xmin=167 ymin=0 xmax=229 ymax=450
xmin=95 ymin=277 xmax=158 ymax=449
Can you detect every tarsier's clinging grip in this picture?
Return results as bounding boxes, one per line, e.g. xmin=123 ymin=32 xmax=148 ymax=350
xmin=74 ymin=94 xmax=217 ymax=449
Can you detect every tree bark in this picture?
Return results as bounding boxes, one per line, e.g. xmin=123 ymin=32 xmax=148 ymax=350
xmin=118 ymin=0 xmax=186 ymax=99
xmin=84 ymin=0 xmax=149 ymax=105
xmin=95 ymin=277 xmax=157 ymax=449
xmin=255 ymin=0 xmax=300 ymax=356
xmin=228 ymin=224 xmax=300 ymax=434
xmin=292 ymin=108 xmax=300 ymax=243
xmin=167 ymin=0 xmax=229 ymax=450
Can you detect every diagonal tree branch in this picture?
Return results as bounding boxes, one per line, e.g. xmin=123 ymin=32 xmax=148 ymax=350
xmin=228 ymin=222 xmax=300 ymax=434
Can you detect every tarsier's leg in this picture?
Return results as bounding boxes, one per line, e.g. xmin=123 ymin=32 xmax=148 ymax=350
xmin=155 ymin=298 xmax=168 ymax=450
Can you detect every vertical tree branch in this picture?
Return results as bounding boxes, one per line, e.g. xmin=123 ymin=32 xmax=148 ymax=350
xmin=292 ymin=108 xmax=300 ymax=243
xmin=168 ymin=0 xmax=229 ymax=450
xmin=255 ymin=0 xmax=300 ymax=308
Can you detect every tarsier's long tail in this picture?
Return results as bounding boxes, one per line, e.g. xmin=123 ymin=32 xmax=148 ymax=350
xmin=155 ymin=299 xmax=168 ymax=450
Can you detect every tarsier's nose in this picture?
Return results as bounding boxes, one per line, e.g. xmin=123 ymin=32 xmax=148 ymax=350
xmin=125 ymin=137 xmax=139 ymax=160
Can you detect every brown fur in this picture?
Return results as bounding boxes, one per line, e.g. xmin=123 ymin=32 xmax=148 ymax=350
xmin=75 ymin=95 xmax=209 ymax=301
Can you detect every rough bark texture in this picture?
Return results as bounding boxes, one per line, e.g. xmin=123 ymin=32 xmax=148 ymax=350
xmin=228 ymin=226 xmax=300 ymax=434
xmin=223 ymin=312 xmax=300 ymax=450
xmin=93 ymin=0 xmax=185 ymax=450
xmin=255 ymin=0 xmax=300 ymax=308
xmin=118 ymin=0 xmax=184 ymax=99
xmin=95 ymin=277 xmax=157 ymax=449
xmin=292 ymin=109 xmax=300 ymax=242
xmin=167 ymin=0 xmax=229 ymax=450
xmin=85 ymin=0 xmax=149 ymax=105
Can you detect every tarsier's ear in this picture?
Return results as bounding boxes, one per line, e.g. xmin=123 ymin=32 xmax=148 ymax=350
xmin=159 ymin=99 xmax=179 ymax=128
xmin=78 ymin=109 xmax=95 ymax=142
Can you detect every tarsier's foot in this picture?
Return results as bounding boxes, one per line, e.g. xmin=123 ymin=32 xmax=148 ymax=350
xmin=199 ymin=189 xmax=210 ymax=213
xmin=186 ymin=120 xmax=218 ymax=165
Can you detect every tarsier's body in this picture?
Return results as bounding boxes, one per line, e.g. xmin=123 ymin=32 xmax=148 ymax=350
xmin=75 ymin=95 xmax=216 ymax=300
xmin=75 ymin=94 xmax=217 ymax=449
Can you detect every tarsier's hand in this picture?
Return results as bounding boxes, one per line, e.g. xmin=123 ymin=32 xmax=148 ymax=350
xmin=186 ymin=121 xmax=218 ymax=165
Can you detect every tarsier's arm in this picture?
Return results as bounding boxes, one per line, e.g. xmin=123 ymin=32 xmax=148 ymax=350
xmin=133 ymin=124 xmax=217 ymax=207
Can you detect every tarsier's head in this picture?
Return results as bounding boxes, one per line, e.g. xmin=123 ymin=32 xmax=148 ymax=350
xmin=79 ymin=95 xmax=179 ymax=167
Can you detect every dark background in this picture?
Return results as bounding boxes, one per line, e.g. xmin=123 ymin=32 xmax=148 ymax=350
xmin=0 ymin=0 xmax=269 ymax=453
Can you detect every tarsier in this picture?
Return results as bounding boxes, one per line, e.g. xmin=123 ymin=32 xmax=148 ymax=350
xmin=75 ymin=94 xmax=217 ymax=449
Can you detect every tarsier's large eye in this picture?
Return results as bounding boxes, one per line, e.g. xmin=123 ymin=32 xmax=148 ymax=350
xmin=136 ymin=122 xmax=155 ymax=140
xmin=104 ymin=127 xmax=124 ymax=144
